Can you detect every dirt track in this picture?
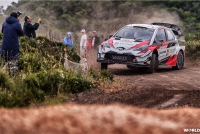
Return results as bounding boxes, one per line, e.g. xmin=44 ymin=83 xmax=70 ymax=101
xmin=66 ymin=59 xmax=200 ymax=109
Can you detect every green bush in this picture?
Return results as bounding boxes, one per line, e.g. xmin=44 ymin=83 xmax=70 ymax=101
xmin=185 ymin=40 xmax=200 ymax=61
xmin=0 ymin=35 xmax=97 ymax=108
xmin=100 ymin=69 xmax=114 ymax=81
xmin=0 ymin=72 xmax=13 ymax=90
xmin=89 ymin=68 xmax=114 ymax=81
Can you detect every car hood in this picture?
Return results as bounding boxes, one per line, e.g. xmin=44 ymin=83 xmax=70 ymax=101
xmin=107 ymin=37 xmax=149 ymax=50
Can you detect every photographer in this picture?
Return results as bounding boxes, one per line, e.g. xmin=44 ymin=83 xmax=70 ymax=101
xmin=1 ymin=12 xmax=24 ymax=76
xmin=23 ymin=16 xmax=41 ymax=38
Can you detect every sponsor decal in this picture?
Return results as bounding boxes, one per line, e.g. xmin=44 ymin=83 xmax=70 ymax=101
xmin=166 ymin=49 xmax=170 ymax=53
xmin=159 ymin=55 xmax=165 ymax=59
xmin=117 ymin=47 xmax=124 ymax=51
xmin=159 ymin=51 xmax=166 ymax=54
xmin=166 ymin=48 xmax=176 ymax=55
xmin=120 ymin=39 xmax=132 ymax=42
xmin=115 ymin=42 xmax=119 ymax=45
xmin=170 ymin=48 xmax=176 ymax=53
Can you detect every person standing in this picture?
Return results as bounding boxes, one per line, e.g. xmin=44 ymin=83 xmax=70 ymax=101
xmin=80 ymin=29 xmax=87 ymax=57
xmin=63 ymin=32 xmax=74 ymax=47
xmin=91 ymin=31 xmax=100 ymax=50
xmin=1 ymin=12 xmax=24 ymax=76
xmin=23 ymin=15 xmax=41 ymax=38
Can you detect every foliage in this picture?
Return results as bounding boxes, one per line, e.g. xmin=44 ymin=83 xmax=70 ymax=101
xmin=100 ymin=69 xmax=114 ymax=81
xmin=0 ymin=36 xmax=101 ymax=108
xmin=185 ymin=40 xmax=200 ymax=61
xmin=89 ymin=68 xmax=114 ymax=81
xmin=5 ymin=0 xmax=200 ymax=43
xmin=0 ymin=72 xmax=13 ymax=90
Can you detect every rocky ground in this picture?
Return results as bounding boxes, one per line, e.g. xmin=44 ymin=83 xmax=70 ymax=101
xmin=66 ymin=59 xmax=200 ymax=110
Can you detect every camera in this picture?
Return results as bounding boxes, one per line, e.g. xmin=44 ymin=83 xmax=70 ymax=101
xmin=17 ymin=11 xmax=22 ymax=17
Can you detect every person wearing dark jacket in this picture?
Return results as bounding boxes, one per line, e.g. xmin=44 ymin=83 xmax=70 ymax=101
xmin=1 ymin=12 xmax=24 ymax=76
xmin=2 ymin=12 xmax=24 ymax=58
xmin=23 ymin=16 xmax=41 ymax=38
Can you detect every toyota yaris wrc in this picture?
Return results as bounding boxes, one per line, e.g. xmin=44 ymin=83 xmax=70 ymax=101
xmin=97 ymin=23 xmax=185 ymax=73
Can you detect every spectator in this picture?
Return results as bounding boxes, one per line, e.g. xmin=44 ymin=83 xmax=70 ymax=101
xmin=1 ymin=12 xmax=24 ymax=76
xmin=63 ymin=32 xmax=74 ymax=47
xmin=87 ymin=36 xmax=92 ymax=52
xmin=91 ymin=31 xmax=100 ymax=50
xmin=23 ymin=15 xmax=41 ymax=38
xmin=80 ymin=29 xmax=87 ymax=57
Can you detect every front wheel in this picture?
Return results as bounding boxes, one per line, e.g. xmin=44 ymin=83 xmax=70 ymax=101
xmin=101 ymin=63 xmax=108 ymax=70
xmin=147 ymin=54 xmax=156 ymax=73
xmin=172 ymin=51 xmax=184 ymax=70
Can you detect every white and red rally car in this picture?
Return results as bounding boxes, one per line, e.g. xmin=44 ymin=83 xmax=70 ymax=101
xmin=97 ymin=23 xmax=185 ymax=73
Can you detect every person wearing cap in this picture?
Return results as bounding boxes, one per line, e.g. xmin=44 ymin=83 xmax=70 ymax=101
xmin=23 ymin=16 xmax=41 ymax=38
xmin=80 ymin=29 xmax=87 ymax=57
xmin=1 ymin=12 xmax=24 ymax=76
xmin=91 ymin=30 xmax=100 ymax=50
xmin=63 ymin=32 xmax=74 ymax=47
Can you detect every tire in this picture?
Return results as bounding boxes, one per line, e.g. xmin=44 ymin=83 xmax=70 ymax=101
xmin=101 ymin=63 xmax=108 ymax=70
xmin=172 ymin=51 xmax=184 ymax=70
xmin=147 ymin=54 xmax=156 ymax=73
xmin=155 ymin=56 xmax=159 ymax=69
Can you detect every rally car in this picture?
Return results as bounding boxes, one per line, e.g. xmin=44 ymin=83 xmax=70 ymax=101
xmin=97 ymin=23 xmax=185 ymax=73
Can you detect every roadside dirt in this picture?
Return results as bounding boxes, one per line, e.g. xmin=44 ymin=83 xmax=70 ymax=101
xmin=66 ymin=59 xmax=200 ymax=110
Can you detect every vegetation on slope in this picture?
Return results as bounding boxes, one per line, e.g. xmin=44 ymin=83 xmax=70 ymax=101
xmin=0 ymin=35 xmax=113 ymax=108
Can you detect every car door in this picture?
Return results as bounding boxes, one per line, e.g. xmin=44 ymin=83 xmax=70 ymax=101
xmin=155 ymin=28 xmax=169 ymax=62
xmin=165 ymin=28 xmax=177 ymax=57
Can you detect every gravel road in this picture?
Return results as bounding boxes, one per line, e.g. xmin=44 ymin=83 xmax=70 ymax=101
xmin=67 ymin=60 xmax=200 ymax=109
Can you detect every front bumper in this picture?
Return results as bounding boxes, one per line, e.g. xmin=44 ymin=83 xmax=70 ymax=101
xmin=97 ymin=51 xmax=152 ymax=67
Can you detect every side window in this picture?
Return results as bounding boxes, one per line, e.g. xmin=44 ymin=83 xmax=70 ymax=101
xmin=166 ymin=29 xmax=175 ymax=41
xmin=156 ymin=29 xmax=166 ymax=42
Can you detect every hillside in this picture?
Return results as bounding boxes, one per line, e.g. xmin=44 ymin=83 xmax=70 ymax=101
xmin=0 ymin=1 xmax=183 ymax=46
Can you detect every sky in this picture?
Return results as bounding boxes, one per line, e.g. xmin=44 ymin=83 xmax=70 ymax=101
xmin=0 ymin=0 xmax=18 ymax=9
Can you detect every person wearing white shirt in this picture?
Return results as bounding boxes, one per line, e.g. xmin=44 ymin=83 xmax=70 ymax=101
xmin=80 ymin=29 xmax=87 ymax=57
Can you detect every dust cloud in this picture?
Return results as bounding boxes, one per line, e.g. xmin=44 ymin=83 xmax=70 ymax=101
xmin=82 ymin=5 xmax=181 ymax=69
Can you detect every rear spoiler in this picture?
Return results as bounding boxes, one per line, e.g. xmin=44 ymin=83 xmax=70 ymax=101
xmin=151 ymin=22 xmax=185 ymax=42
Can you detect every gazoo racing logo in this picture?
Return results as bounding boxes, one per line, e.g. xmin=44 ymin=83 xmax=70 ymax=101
xmin=117 ymin=47 xmax=124 ymax=51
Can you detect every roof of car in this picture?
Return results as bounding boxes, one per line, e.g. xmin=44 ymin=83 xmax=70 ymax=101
xmin=126 ymin=24 xmax=161 ymax=29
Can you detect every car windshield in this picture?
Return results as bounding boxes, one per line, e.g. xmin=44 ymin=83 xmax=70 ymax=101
xmin=114 ymin=26 xmax=154 ymax=41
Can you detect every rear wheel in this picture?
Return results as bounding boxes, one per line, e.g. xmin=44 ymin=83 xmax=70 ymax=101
xmin=147 ymin=54 xmax=156 ymax=73
xmin=101 ymin=63 xmax=108 ymax=70
xmin=172 ymin=51 xmax=184 ymax=70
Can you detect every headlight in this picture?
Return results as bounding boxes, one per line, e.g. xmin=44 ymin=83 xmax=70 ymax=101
xmin=133 ymin=44 xmax=148 ymax=51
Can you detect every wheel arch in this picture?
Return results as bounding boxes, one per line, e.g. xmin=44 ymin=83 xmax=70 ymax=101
xmin=152 ymin=49 xmax=158 ymax=57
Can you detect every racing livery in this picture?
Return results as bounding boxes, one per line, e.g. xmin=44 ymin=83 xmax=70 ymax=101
xmin=97 ymin=23 xmax=185 ymax=73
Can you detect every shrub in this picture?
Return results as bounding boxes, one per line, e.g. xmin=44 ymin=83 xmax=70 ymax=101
xmin=100 ymin=69 xmax=114 ymax=81
xmin=0 ymin=72 xmax=13 ymax=90
xmin=0 ymin=35 xmax=97 ymax=108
